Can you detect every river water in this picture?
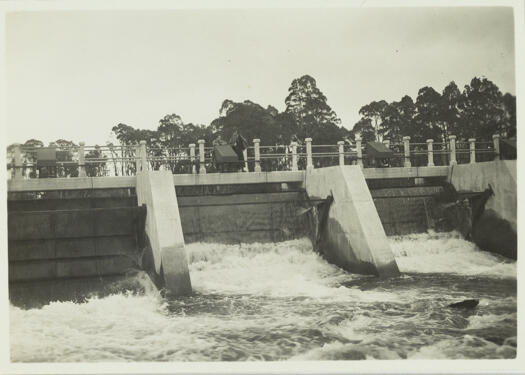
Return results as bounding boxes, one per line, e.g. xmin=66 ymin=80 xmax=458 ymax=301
xmin=10 ymin=231 xmax=517 ymax=361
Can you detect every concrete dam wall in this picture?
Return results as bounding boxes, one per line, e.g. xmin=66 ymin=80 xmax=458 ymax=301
xmin=176 ymin=183 xmax=309 ymax=244
xmin=370 ymin=186 xmax=445 ymax=235
xmin=7 ymin=188 xmax=146 ymax=305
xmin=9 ymin=165 xmax=474 ymax=303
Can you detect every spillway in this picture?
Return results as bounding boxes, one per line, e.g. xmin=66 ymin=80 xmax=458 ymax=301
xmin=7 ymin=162 xmax=517 ymax=362
xmin=10 ymin=232 xmax=516 ymax=361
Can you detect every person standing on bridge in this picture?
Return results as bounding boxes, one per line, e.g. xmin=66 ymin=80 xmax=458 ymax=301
xmin=230 ymin=129 xmax=248 ymax=172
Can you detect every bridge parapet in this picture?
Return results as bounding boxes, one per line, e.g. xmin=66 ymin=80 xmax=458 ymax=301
xmin=7 ymin=166 xmax=451 ymax=192
xmin=7 ymin=134 xmax=503 ymax=180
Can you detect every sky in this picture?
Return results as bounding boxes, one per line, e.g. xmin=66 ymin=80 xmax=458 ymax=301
xmin=5 ymin=6 xmax=516 ymax=146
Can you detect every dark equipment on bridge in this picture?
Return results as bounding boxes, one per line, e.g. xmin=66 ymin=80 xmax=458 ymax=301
xmin=213 ymin=145 xmax=243 ymax=172
xmin=36 ymin=148 xmax=57 ymax=167
xmin=366 ymin=142 xmax=394 ymax=167
xmin=36 ymin=147 xmax=72 ymax=178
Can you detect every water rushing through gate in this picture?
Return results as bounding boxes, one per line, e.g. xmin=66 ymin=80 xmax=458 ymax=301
xmin=10 ymin=232 xmax=516 ymax=361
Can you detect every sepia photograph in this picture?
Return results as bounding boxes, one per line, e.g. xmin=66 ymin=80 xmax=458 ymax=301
xmin=1 ymin=0 xmax=523 ymax=373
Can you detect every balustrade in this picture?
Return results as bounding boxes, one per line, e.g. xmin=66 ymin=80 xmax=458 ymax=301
xmin=6 ymin=133 xmax=505 ymax=179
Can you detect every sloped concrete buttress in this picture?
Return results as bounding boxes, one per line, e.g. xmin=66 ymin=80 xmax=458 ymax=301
xmin=136 ymin=171 xmax=192 ymax=295
xmin=305 ymin=166 xmax=400 ymax=277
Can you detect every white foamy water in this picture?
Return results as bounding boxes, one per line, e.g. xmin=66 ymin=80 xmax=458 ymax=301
xmin=10 ymin=232 xmax=517 ymax=362
xmin=187 ymin=239 xmax=398 ymax=302
xmin=187 ymin=238 xmax=350 ymax=297
xmin=390 ymin=231 xmax=516 ymax=278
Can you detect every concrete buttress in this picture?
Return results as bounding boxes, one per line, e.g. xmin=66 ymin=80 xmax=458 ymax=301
xmin=305 ymin=166 xmax=400 ymax=277
xmin=136 ymin=170 xmax=192 ymax=295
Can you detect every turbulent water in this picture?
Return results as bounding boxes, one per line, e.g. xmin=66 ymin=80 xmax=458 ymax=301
xmin=10 ymin=232 xmax=517 ymax=361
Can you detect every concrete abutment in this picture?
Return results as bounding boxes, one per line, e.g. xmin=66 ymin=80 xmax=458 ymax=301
xmin=305 ymin=166 xmax=400 ymax=277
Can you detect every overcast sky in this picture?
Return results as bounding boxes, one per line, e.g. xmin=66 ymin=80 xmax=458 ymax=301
xmin=6 ymin=6 xmax=515 ymax=145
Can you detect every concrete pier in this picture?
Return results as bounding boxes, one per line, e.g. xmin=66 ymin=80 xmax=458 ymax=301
xmin=450 ymin=160 xmax=516 ymax=231
xmin=450 ymin=160 xmax=517 ymax=259
xmin=305 ymin=166 xmax=400 ymax=277
xmin=136 ymin=170 xmax=192 ymax=295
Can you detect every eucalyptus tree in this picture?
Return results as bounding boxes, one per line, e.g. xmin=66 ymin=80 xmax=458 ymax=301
xmin=459 ymin=77 xmax=505 ymax=141
xmin=285 ymin=75 xmax=344 ymax=143
xmin=358 ymin=100 xmax=388 ymax=141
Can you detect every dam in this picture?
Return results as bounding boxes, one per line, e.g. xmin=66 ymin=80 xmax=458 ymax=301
xmin=6 ymin=134 xmax=517 ymax=360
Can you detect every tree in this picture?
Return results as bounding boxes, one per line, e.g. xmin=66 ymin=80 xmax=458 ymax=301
xmin=440 ymin=81 xmax=462 ymax=140
xmin=380 ymin=95 xmax=416 ymax=143
xmin=22 ymin=139 xmax=44 ymax=177
xmin=157 ymin=114 xmax=184 ymax=144
xmin=210 ymin=100 xmax=288 ymax=145
xmin=24 ymin=139 xmax=44 ymax=148
xmin=112 ymin=123 xmax=140 ymax=145
xmin=352 ymin=118 xmax=375 ymax=143
xmin=85 ymin=146 xmax=107 ymax=177
xmin=50 ymin=139 xmax=78 ymax=177
xmin=285 ymin=75 xmax=342 ymax=143
xmin=106 ymin=142 xmax=121 ymax=176
xmin=274 ymin=112 xmax=300 ymax=145
xmin=502 ymin=93 xmax=516 ymax=137
xmin=112 ymin=116 xmax=214 ymax=174
xmin=414 ymin=87 xmax=443 ymax=142
xmin=459 ymin=77 xmax=505 ymax=140
xmin=111 ymin=123 xmax=145 ymax=175
xmin=358 ymin=100 xmax=388 ymax=141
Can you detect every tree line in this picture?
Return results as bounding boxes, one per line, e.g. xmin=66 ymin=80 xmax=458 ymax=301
xmin=354 ymin=77 xmax=515 ymax=144
xmin=8 ymin=74 xmax=516 ymax=176
xmin=111 ymin=74 xmax=347 ymax=150
xmin=110 ymin=75 xmax=515 ymax=150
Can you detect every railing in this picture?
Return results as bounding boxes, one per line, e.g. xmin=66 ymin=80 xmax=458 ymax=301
xmin=6 ymin=134 xmax=502 ymax=179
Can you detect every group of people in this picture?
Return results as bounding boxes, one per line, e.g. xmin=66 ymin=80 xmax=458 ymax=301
xmin=213 ymin=130 xmax=249 ymax=172
xmin=210 ymin=132 xmax=366 ymax=172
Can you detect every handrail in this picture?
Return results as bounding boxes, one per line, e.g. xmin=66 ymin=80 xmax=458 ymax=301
xmin=6 ymin=134 xmax=503 ymax=178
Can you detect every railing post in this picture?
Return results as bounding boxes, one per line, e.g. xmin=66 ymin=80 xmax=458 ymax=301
xmin=469 ymin=138 xmax=476 ymax=164
xmin=139 ymin=140 xmax=148 ymax=171
xmin=291 ymin=141 xmax=298 ymax=171
xmin=253 ymin=139 xmax=261 ymax=172
xmin=337 ymin=141 xmax=345 ymax=166
xmin=449 ymin=135 xmax=457 ymax=165
xmin=198 ymin=139 xmax=206 ymax=174
xmin=135 ymin=144 xmax=141 ymax=172
xmin=13 ymin=143 xmax=23 ymax=180
xmin=305 ymin=138 xmax=313 ymax=170
xmin=355 ymin=135 xmax=363 ymax=167
xmin=426 ymin=139 xmax=434 ymax=167
xmin=78 ymin=142 xmax=86 ymax=177
xmin=242 ymin=149 xmax=248 ymax=172
xmin=492 ymin=134 xmax=500 ymax=161
xmin=403 ymin=136 xmax=411 ymax=168
xmin=189 ymin=143 xmax=196 ymax=174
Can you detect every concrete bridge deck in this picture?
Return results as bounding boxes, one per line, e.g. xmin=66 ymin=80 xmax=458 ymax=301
xmin=7 ymin=166 xmax=450 ymax=192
